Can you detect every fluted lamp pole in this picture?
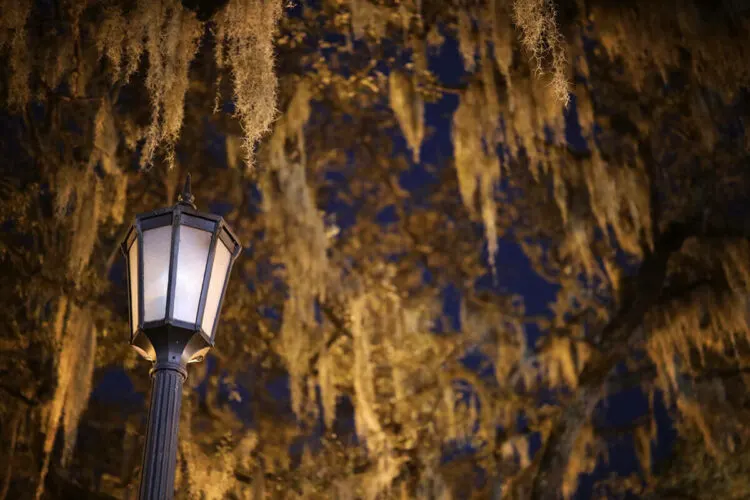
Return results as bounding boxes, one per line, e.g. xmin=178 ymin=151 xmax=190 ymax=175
xmin=120 ymin=175 xmax=241 ymax=499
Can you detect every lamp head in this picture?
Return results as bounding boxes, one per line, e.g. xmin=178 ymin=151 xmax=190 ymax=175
xmin=120 ymin=175 xmax=241 ymax=369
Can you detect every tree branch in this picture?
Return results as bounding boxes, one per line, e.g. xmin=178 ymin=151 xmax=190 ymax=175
xmin=307 ymin=302 xmax=353 ymax=374
xmin=530 ymin=216 xmax=699 ymax=499
xmin=529 ymin=203 xmax=750 ymax=497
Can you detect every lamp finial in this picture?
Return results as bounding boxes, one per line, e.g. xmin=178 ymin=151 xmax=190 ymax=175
xmin=178 ymin=173 xmax=196 ymax=208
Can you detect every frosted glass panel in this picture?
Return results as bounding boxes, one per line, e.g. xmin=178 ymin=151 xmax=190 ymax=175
xmin=201 ymin=240 xmax=232 ymax=336
xmin=173 ymin=226 xmax=211 ymax=323
xmin=128 ymin=240 xmax=139 ymax=333
xmin=142 ymin=226 xmax=172 ymax=322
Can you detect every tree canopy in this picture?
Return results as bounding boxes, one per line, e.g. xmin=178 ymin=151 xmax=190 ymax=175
xmin=2 ymin=0 xmax=750 ymax=498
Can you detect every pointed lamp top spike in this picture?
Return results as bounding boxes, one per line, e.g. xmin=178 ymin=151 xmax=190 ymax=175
xmin=178 ymin=173 xmax=196 ymax=208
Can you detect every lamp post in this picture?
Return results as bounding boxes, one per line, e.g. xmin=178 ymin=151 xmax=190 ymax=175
xmin=121 ymin=175 xmax=241 ymax=499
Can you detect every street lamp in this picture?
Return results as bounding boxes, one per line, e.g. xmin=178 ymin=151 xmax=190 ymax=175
xmin=121 ymin=174 xmax=241 ymax=499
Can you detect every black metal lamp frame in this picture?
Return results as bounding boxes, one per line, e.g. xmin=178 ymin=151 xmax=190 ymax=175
xmin=120 ymin=175 xmax=241 ymax=499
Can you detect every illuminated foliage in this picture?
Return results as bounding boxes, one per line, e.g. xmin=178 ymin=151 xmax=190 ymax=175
xmin=1 ymin=0 xmax=750 ymax=499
